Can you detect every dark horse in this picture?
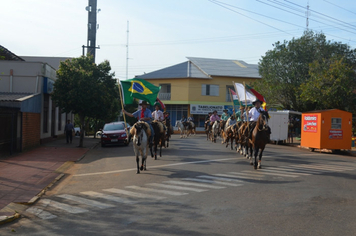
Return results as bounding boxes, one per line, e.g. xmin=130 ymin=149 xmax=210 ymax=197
xmin=250 ymin=111 xmax=270 ymax=169
xmin=151 ymin=121 xmax=166 ymax=160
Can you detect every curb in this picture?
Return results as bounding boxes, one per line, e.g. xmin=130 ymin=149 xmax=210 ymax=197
xmin=0 ymin=213 xmax=20 ymax=225
xmin=0 ymin=140 xmax=100 ymax=226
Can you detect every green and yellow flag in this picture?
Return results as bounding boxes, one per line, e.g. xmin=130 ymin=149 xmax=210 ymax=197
xmin=120 ymin=78 xmax=161 ymax=105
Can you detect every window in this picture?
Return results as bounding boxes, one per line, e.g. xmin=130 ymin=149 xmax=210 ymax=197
xmin=159 ymin=84 xmax=171 ymax=100
xmin=202 ymin=84 xmax=219 ymax=96
xmin=331 ymin=118 xmax=342 ymax=129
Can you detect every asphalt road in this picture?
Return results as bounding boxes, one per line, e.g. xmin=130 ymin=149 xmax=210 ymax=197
xmin=1 ymin=134 xmax=356 ymax=236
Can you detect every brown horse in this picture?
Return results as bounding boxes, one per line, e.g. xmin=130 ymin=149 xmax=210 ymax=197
xmin=151 ymin=121 xmax=166 ymax=160
xmin=250 ymin=111 xmax=270 ymax=169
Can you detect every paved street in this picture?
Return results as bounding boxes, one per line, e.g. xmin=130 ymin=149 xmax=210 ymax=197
xmin=1 ymin=134 xmax=356 ymax=235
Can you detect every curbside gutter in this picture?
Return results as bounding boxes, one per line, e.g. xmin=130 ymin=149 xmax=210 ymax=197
xmin=0 ymin=140 xmax=100 ymax=225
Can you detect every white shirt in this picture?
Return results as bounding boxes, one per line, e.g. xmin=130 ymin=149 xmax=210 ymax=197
xmin=152 ymin=110 xmax=164 ymax=121
xmin=249 ymin=107 xmax=265 ymax=121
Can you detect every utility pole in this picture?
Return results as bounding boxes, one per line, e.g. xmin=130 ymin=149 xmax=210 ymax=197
xmin=126 ymin=21 xmax=129 ymax=80
xmin=84 ymin=0 xmax=100 ymax=62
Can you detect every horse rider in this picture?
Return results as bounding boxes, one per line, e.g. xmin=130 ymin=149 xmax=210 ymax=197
xmin=181 ymin=115 xmax=188 ymax=128
xmin=248 ymin=99 xmax=270 ymax=140
xmin=234 ymin=106 xmax=246 ymax=121
xmin=152 ymin=102 xmax=164 ymax=122
xmin=122 ymin=100 xmax=155 ymax=148
xmin=163 ymin=111 xmax=173 ymax=134
xmin=187 ymin=114 xmax=194 ymax=127
xmin=210 ymin=110 xmax=221 ymax=127
xmin=221 ymin=109 xmax=230 ymax=121
xmin=227 ymin=114 xmax=237 ymax=126
xmin=204 ymin=112 xmax=212 ymax=130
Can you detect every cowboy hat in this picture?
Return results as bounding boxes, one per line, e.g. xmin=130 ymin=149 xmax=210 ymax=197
xmin=252 ymin=99 xmax=263 ymax=105
xmin=139 ymin=100 xmax=149 ymax=105
xmin=223 ymin=109 xmax=228 ymax=112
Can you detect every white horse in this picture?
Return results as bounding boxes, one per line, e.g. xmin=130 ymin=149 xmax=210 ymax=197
xmin=212 ymin=120 xmax=220 ymax=143
xmin=131 ymin=122 xmax=149 ymax=174
xmin=175 ymin=121 xmax=187 ymax=138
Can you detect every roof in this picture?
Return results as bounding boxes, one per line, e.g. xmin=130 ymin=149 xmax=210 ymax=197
xmin=0 ymin=45 xmax=25 ymax=61
xmin=136 ymin=61 xmax=209 ymax=79
xmin=21 ymin=56 xmax=71 ymax=70
xmin=303 ymin=109 xmax=351 ymax=114
xmin=135 ymin=57 xmax=261 ymax=79
xmin=0 ymin=92 xmax=35 ymax=102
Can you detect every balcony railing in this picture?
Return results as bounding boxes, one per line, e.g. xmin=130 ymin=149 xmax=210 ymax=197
xmin=159 ymin=93 xmax=171 ymax=100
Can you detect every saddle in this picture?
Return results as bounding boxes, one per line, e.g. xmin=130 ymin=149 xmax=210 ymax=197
xmin=152 ymin=120 xmax=165 ymax=134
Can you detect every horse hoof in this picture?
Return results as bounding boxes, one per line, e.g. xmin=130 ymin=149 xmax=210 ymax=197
xmin=258 ymin=165 xmax=262 ymax=169
xmin=140 ymin=166 xmax=144 ymax=171
xmin=254 ymin=165 xmax=257 ymax=170
xmin=136 ymin=171 xmax=140 ymax=174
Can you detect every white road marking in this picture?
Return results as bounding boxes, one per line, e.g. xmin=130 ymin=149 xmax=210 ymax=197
xmin=146 ymin=183 xmax=207 ymax=192
xmin=280 ymin=166 xmax=326 ymax=174
xmin=183 ymin=178 xmax=243 ymax=187
xmin=259 ymin=168 xmax=310 ymax=176
xmin=242 ymin=170 xmax=299 ymax=178
xmin=290 ymin=164 xmax=354 ymax=172
xmin=163 ymin=180 xmax=226 ymax=189
xmin=198 ymin=175 xmax=245 ymax=183
xmin=264 ymin=167 xmax=312 ymax=175
xmin=73 ymin=157 xmax=255 ymax=177
xmin=103 ymin=188 xmax=166 ymax=200
xmin=312 ymin=164 xmax=356 ymax=171
xmin=57 ymin=194 xmax=115 ymax=209
xmin=226 ymin=172 xmax=265 ymax=178
xmin=80 ymin=191 xmax=136 ymax=204
xmin=39 ymin=199 xmax=88 ymax=214
xmin=26 ymin=207 xmax=57 ymax=220
xmin=125 ymin=186 xmax=188 ymax=196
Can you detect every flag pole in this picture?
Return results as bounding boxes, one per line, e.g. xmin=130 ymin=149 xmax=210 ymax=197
xmin=243 ymin=81 xmax=249 ymax=125
xmin=228 ymin=88 xmax=235 ymax=118
xmin=118 ymin=79 xmax=128 ymax=136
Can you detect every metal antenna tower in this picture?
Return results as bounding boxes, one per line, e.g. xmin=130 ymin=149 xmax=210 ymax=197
xmin=306 ymin=1 xmax=310 ymax=29
xmin=83 ymin=0 xmax=100 ymax=62
xmin=126 ymin=21 xmax=129 ymax=80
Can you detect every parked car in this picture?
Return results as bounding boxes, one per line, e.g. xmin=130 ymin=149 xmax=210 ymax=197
xmin=101 ymin=122 xmax=130 ymax=147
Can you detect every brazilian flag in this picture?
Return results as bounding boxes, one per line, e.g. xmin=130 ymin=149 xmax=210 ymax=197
xmin=120 ymin=78 xmax=161 ymax=105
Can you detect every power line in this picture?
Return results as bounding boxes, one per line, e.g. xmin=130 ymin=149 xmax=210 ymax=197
xmin=208 ymin=0 xmax=295 ymax=36
xmin=323 ymin=0 xmax=356 ymax=16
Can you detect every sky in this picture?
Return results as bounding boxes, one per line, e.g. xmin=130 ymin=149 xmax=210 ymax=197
xmin=1 ymin=0 xmax=356 ymax=79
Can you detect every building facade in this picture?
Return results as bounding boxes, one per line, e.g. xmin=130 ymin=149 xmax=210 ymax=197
xmin=135 ymin=57 xmax=261 ymax=128
xmin=0 ymin=46 xmax=71 ymax=155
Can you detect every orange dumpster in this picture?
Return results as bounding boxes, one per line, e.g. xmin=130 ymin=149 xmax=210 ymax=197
xmin=301 ymin=109 xmax=352 ymax=150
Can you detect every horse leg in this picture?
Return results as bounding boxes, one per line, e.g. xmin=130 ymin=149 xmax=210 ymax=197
xmin=258 ymin=146 xmax=265 ymax=169
xmin=154 ymin=142 xmax=157 ymax=160
xmin=136 ymin=154 xmax=140 ymax=174
xmin=230 ymin=137 xmax=234 ymax=150
xmin=253 ymin=146 xmax=259 ymax=169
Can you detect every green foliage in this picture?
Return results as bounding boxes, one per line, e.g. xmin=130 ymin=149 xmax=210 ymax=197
xmin=52 ymin=55 xmax=120 ymax=146
xmin=301 ymin=57 xmax=356 ymax=111
xmin=256 ymin=30 xmax=356 ymax=112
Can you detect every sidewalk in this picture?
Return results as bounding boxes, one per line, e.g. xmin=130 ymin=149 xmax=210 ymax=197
xmin=0 ymin=136 xmax=100 ymax=225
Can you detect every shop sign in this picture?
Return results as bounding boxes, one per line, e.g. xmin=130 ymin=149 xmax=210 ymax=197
xmin=329 ymin=130 xmax=343 ymax=139
xmin=43 ymin=77 xmax=55 ymax=94
xmin=303 ymin=115 xmax=318 ymax=132
xmin=190 ymin=104 xmax=224 ymax=115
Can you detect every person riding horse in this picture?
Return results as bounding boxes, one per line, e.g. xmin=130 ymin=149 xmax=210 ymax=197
xmin=221 ymin=109 xmax=230 ymax=121
xmin=123 ymin=100 xmax=155 ymax=148
xmin=210 ymin=110 xmax=221 ymax=127
xmin=248 ymin=99 xmax=271 ymax=141
xmin=204 ymin=112 xmax=212 ymax=130
xmin=152 ymin=103 xmax=164 ymax=122
xmin=180 ymin=115 xmax=189 ymax=128
xmin=163 ymin=111 xmax=174 ymax=134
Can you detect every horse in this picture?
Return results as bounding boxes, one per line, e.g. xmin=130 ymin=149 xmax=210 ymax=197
xmin=186 ymin=121 xmax=196 ymax=136
xmin=211 ymin=120 xmax=220 ymax=143
xmin=151 ymin=121 xmax=166 ymax=160
xmin=131 ymin=122 xmax=150 ymax=174
xmin=250 ymin=111 xmax=270 ymax=169
xmin=175 ymin=121 xmax=187 ymax=138
xmin=162 ymin=119 xmax=173 ymax=147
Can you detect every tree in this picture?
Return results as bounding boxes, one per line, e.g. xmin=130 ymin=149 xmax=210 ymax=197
xmin=52 ymin=55 xmax=120 ymax=147
xmin=256 ymin=30 xmax=356 ymax=112
xmin=301 ymin=56 xmax=356 ymax=112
